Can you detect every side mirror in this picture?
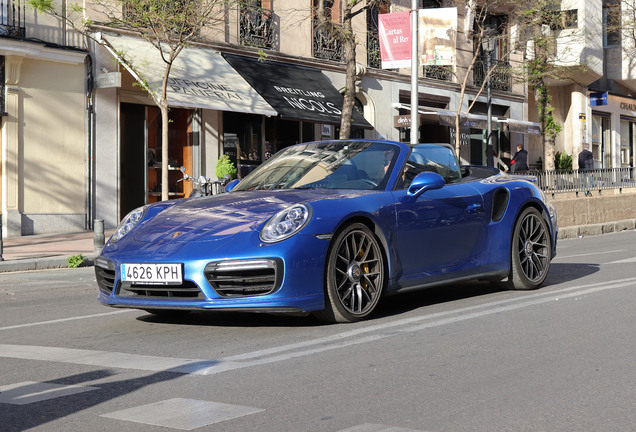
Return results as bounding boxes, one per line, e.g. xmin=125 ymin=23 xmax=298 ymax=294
xmin=225 ymin=179 xmax=240 ymax=192
xmin=407 ymin=172 xmax=445 ymax=198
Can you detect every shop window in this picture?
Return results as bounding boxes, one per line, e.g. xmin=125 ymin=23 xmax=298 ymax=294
xmin=146 ymin=107 xmax=194 ymax=202
xmin=592 ymin=113 xmax=611 ymax=168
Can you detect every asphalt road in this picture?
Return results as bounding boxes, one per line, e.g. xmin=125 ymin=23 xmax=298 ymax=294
xmin=1 ymin=231 xmax=635 ymax=432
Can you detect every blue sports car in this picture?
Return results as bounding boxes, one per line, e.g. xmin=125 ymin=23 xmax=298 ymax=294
xmin=95 ymin=139 xmax=557 ymax=323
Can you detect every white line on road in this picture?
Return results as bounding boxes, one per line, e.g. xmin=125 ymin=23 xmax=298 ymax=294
xmin=0 ymin=309 xmax=135 ymax=332
xmin=1 ymin=277 xmax=634 ymax=376
xmin=555 ymin=249 xmax=625 ymax=260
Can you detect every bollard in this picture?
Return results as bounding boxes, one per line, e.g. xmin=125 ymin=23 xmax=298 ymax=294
xmin=94 ymin=219 xmax=105 ymax=252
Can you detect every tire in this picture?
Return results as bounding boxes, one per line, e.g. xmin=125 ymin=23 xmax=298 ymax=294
xmin=315 ymin=223 xmax=385 ymax=323
xmin=504 ymin=207 xmax=551 ymax=290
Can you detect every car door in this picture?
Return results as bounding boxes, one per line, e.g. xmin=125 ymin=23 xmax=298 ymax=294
xmin=393 ymin=182 xmax=486 ymax=279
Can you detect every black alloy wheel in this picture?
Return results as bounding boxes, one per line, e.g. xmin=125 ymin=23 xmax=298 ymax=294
xmin=316 ymin=223 xmax=385 ymax=323
xmin=505 ymin=207 xmax=551 ymax=290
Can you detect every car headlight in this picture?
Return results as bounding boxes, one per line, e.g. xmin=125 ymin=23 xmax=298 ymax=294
xmin=110 ymin=206 xmax=147 ymax=243
xmin=260 ymin=204 xmax=312 ymax=243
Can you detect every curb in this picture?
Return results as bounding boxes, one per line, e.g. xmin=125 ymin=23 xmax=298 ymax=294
xmin=0 ymin=255 xmax=97 ymax=273
xmin=557 ymin=218 xmax=636 ymax=239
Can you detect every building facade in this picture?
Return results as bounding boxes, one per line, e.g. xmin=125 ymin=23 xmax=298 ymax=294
xmin=2 ymin=0 xmax=567 ymax=236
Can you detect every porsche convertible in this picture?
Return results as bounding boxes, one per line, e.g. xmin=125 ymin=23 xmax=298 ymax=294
xmin=95 ymin=139 xmax=557 ymax=323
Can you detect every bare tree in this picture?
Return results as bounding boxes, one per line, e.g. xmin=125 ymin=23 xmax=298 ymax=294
xmin=29 ymin=0 xmax=232 ymax=200
xmin=314 ymin=0 xmax=387 ymax=139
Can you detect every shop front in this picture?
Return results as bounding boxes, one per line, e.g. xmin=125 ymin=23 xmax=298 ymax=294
xmin=588 ymin=92 xmax=636 ymax=169
xmin=99 ymin=34 xmax=277 ymax=220
xmin=223 ymin=55 xmax=373 ymax=177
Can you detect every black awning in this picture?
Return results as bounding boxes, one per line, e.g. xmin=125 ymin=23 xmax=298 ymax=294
xmin=224 ymin=54 xmax=373 ymax=129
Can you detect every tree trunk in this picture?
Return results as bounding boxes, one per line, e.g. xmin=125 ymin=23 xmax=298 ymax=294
xmin=339 ymin=19 xmax=357 ymax=139
xmin=160 ymin=102 xmax=170 ymax=201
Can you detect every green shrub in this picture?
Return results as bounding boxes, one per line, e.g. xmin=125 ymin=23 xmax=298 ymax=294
xmin=215 ymin=155 xmax=237 ymax=179
xmin=67 ymin=254 xmax=85 ymax=268
xmin=555 ymin=151 xmax=573 ymax=170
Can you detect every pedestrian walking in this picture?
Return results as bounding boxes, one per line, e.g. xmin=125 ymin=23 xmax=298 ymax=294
xmin=578 ymin=143 xmax=594 ymax=196
xmin=509 ymin=144 xmax=528 ymax=173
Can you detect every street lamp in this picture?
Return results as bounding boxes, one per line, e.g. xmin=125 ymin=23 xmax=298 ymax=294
xmin=482 ymin=30 xmax=496 ymax=167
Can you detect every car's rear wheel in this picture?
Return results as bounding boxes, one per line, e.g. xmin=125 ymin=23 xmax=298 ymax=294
xmin=505 ymin=207 xmax=551 ymax=290
xmin=315 ymin=223 xmax=385 ymax=323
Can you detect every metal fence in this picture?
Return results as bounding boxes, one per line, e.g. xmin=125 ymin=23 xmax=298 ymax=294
xmin=527 ymin=168 xmax=636 ymax=193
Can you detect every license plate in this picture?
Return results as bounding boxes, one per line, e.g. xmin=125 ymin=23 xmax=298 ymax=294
xmin=121 ymin=263 xmax=183 ymax=285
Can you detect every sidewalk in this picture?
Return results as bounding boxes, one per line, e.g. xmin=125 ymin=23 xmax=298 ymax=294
xmin=0 ymin=230 xmax=113 ymax=273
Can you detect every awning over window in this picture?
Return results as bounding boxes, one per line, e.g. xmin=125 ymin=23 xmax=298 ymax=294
xmin=98 ymin=33 xmax=277 ymax=116
xmin=392 ymin=104 xmax=498 ymax=130
xmin=224 ymin=54 xmax=373 ymax=129
xmin=499 ymin=118 xmax=542 ymax=134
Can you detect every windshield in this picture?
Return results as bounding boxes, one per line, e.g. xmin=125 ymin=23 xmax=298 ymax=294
xmin=232 ymin=141 xmax=401 ymax=191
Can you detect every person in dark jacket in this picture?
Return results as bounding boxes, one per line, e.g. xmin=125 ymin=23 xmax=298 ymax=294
xmin=578 ymin=142 xmax=595 ymax=196
xmin=510 ymin=144 xmax=528 ymax=173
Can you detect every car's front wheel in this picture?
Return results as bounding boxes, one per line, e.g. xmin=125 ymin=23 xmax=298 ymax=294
xmin=316 ymin=223 xmax=385 ymax=323
xmin=504 ymin=207 xmax=551 ymax=290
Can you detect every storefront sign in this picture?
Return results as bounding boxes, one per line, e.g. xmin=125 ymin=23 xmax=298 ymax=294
xmin=393 ymin=114 xmax=421 ymax=128
xmin=224 ymin=55 xmax=372 ymax=128
xmin=590 ymin=92 xmax=608 ymax=106
xmin=321 ymin=124 xmax=332 ymax=136
xmin=95 ymin=72 xmax=121 ymax=89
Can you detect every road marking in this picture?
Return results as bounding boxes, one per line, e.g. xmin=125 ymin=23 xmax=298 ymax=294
xmin=0 ymin=381 xmax=99 ymax=405
xmin=338 ymin=425 xmax=427 ymax=432
xmin=606 ymin=256 xmax=636 ymax=264
xmin=101 ymin=398 xmax=264 ymax=430
xmin=555 ymin=249 xmax=624 ymax=260
xmin=1 ymin=277 xmax=634 ymax=376
xmin=0 ymin=309 xmax=135 ymax=332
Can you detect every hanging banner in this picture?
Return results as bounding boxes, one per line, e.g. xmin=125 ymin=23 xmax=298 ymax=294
xmin=378 ymin=11 xmax=412 ymax=69
xmin=419 ymin=7 xmax=457 ymax=66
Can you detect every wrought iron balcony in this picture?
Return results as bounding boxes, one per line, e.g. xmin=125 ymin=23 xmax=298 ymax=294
xmin=313 ymin=18 xmax=343 ymax=62
xmin=239 ymin=4 xmax=274 ymax=49
xmin=423 ymin=65 xmax=452 ymax=81
xmin=473 ymin=55 xmax=511 ymax=92
xmin=367 ymin=31 xmax=380 ymax=69
xmin=0 ymin=0 xmax=26 ymax=39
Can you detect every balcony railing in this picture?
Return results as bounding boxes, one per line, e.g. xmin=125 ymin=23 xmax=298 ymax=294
xmin=423 ymin=65 xmax=452 ymax=81
xmin=239 ymin=4 xmax=274 ymax=49
xmin=473 ymin=55 xmax=511 ymax=92
xmin=0 ymin=0 xmax=26 ymax=39
xmin=367 ymin=31 xmax=380 ymax=69
xmin=527 ymin=168 xmax=636 ymax=193
xmin=313 ymin=18 xmax=343 ymax=62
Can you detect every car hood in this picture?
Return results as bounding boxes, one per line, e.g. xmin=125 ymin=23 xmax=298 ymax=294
xmin=131 ymin=189 xmax=370 ymax=243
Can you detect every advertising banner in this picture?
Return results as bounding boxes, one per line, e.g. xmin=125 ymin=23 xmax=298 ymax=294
xmin=419 ymin=7 xmax=457 ymax=66
xmin=378 ymin=11 xmax=412 ymax=69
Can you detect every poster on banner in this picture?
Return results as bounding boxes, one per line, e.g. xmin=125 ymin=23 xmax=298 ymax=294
xmin=419 ymin=7 xmax=457 ymax=66
xmin=378 ymin=11 xmax=412 ymax=69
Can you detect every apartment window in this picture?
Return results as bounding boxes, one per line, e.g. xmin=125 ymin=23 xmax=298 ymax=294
xmin=313 ymin=0 xmax=344 ymax=61
xmin=240 ymin=0 xmax=275 ymax=49
xmin=366 ymin=1 xmax=390 ymax=69
xmin=549 ymin=9 xmax=578 ymax=30
xmin=603 ymin=0 xmax=620 ymax=47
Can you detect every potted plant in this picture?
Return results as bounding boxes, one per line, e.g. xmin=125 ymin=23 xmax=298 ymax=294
xmin=215 ymin=154 xmax=237 ymax=180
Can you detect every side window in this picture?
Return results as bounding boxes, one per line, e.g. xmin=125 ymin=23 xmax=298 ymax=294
xmin=398 ymin=145 xmax=462 ymax=189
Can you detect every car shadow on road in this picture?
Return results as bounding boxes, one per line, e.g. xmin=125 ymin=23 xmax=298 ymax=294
xmin=136 ymin=262 xmax=601 ymax=327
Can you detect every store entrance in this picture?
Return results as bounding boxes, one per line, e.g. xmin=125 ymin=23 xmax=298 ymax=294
xmin=119 ymin=104 xmax=195 ymax=220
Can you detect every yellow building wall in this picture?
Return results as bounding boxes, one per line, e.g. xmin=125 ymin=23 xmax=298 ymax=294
xmin=21 ymin=59 xmax=86 ymax=214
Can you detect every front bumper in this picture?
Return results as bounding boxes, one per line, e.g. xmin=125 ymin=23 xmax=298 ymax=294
xmin=95 ymin=233 xmax=329 ymax=313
